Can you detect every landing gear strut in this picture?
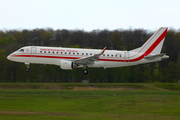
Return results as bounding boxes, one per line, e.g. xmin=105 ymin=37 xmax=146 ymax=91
xmin=83 ymin=65 xmax=88 ymax=75
xmin=25 ymin=63 xmax=30 ymax=72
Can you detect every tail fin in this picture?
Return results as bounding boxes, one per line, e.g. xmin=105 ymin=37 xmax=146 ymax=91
xmin=131 ymin=27 xmax=168 ymax=55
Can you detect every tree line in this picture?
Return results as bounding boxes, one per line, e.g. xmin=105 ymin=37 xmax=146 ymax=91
xmin=0 ymin=28 xmax=180 ymax=83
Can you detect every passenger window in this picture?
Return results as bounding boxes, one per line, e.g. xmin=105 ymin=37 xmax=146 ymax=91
xmin=52 ymin=52 xmax=54 ymax=54
xmin=77 ymin=53 xmax=79 ymax=55
xmin=44 ymin=51 xmax=46 ymax=53
xmin=82 ymin=53 xmax=84 ymax=55
xmin=57 ymin=52 xmax=58 ymax=54
xmin=61 ymin=52 xmax=63 ymax=54
xmin=65 ymin=52 xmax=66 ymax=54
xmin=73 ymin=53 xmax=75 ymax=55
xmin=111 ymin=55 xmax=113 ymax=57
xmin=48 ymin=51 xmax=50 ymax=53
xmin=86 ymin=53 xmax=88 ymax=55
xmin=90 ymin=53 xmax=92 ymax=55
xmin=107 ymin=54 xmax=109 ymax=56
xmin=40 ymin=51 xmax=42 ymax=53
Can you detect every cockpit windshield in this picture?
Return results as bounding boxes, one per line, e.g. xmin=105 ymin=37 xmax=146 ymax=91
xmin=17 ymin=49 xmax=24 ymax=52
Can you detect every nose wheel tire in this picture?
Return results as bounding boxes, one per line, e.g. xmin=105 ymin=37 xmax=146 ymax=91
xmin=26 ymin=68 xmax=29 ymax=72
xmin=83 ymin=69 xmax=88 ymax=75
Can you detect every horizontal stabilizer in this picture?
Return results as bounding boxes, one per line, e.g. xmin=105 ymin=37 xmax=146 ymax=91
xmin=144 ymin=53 xmax=169 ymax=60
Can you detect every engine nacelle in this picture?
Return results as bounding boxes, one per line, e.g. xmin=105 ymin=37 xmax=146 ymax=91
xmin=60 ymin=60 xmax=77 ymax=70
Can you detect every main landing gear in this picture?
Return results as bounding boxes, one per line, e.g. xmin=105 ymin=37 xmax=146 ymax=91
xmin=83 ymin=69 xmax=88 ymax=74
xmin=83 ymin=65 xmax=88 ymax=75
xmin=25 ymin=63 xmax=30 ymax=72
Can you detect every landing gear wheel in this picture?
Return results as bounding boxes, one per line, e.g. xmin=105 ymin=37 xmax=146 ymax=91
xmin=26 ymin=68 xmax=29 ymax=72
xmin=83 ymin=69 xmax=88 ymax=75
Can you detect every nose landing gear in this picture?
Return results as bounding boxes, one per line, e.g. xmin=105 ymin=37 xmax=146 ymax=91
xmin=25 ymin=63 xmax=30 ymax=72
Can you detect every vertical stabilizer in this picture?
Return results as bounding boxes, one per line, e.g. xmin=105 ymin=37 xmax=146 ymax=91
xmin=131 ymin=27 xmax=168 ymax=55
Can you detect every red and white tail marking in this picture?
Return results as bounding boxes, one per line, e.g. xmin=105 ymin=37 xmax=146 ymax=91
xmin=131 ymin=27 xmax=168 ymax=55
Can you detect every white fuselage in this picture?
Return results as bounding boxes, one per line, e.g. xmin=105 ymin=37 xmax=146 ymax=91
xmin=7 ymin=27 xmax=169 ymax=74
xmin=7 ymin=46 xmax=160 ymax=69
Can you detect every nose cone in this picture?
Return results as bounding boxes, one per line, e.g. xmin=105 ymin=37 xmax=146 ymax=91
xmin=7 ymin=55 xmax=10 ymax=60
xmin=7 ymin=55 xmax=13 ymax=60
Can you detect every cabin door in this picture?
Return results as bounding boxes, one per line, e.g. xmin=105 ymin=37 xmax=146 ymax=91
xmin=31 ymin=47 xmax=37 ymax=57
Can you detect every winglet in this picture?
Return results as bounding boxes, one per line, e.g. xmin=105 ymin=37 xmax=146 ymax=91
xmin=101 ymin=46 xmax=107 ymax=54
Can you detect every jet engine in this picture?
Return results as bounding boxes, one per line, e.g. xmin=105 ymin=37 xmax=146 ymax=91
xmin=60 ymin=60 xmax=77 ymax=70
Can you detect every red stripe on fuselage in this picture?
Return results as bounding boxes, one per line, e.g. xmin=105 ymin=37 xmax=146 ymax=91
xmin=12 ymin=54 xmax=80 ymax=60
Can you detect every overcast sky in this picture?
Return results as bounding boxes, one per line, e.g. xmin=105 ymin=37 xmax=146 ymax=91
xmin=0 ymin=0 xmax=180 ymax=31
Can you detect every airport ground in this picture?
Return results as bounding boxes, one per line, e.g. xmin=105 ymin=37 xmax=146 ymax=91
xmin=0 ymin=83 xmax=180 ymax=120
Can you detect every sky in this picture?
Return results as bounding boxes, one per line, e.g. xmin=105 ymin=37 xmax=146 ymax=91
xmin=0 ymin=0 xmax=180 ymax=31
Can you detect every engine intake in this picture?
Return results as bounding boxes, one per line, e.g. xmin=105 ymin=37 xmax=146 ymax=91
xmin=60 ymin=60 xmax=77 ymax=70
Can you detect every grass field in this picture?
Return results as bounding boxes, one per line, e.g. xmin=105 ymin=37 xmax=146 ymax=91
xmin=0 ymin=83 xmax=180 ymax=120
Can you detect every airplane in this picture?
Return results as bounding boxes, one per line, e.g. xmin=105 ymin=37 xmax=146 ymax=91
xmin=7 ymin=27 xmax=169 ymax=74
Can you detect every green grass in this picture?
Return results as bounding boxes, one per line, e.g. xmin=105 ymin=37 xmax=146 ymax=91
xmin=1 ymin=83 xmax=180 ymax=90
xmin=153 ymin=83 xmax=180 ymax=91
xmin=0 ymin=88 xmax=180 ymax=120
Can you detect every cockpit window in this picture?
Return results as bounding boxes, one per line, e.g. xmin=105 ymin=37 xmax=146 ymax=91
xmin=17 ymin=49 xmax=24 ymax=52
xmin=20 ymin=49 xmax=24 ymax=52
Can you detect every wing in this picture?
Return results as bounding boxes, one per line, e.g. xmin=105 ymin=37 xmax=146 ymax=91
xmin=74 ymin=46 xmax=107 ymax=65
